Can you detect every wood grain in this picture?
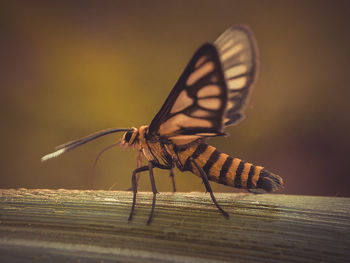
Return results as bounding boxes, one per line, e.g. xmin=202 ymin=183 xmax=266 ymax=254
xmin=0 ymin=189 xmax=349 ymax=262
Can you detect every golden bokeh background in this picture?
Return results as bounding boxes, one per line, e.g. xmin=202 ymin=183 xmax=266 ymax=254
xmin=1 ymin=0 xmax=349 ymax=196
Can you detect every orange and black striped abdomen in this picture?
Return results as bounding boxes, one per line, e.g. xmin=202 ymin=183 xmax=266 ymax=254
xmin=180 ymin=143 xmax=282 ymax=192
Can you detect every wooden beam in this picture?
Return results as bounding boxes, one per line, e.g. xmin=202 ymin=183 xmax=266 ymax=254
xmin=0 ymin=189 xmax=349 ymax=262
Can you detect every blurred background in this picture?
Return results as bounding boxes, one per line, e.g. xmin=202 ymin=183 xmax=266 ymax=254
xmin=1 ymin=0 xmax=349 ymax=196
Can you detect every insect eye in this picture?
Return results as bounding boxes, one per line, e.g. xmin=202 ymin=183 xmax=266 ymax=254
xmin=124 ymin=131 xmax=133 ymax=143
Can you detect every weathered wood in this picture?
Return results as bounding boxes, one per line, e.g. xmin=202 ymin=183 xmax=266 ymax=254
xmin=0 ymin=189 xmax=349 ymax=262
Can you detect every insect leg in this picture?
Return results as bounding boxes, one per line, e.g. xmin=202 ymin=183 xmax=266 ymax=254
xmin=128 ymin=165 xmax=149 ymax=222
xmin=128 ymin=162 xmax=170 ymax=223
xmin=150 ymin=162 xmax=171 ymax=169
xmin=189 ymin=157 xmax=229 ymax=218
xmin=150 ymin=162 xmax=175 ymax=191
xmin=169 ymin=167 xmax=176 ymax=192
xmin=136 ymin=150 xmax=143 ymax=185
xmin=247 ymin=189 xmax=265 ymax=195
xmin=126 ymin=150 xmax=144 ymax=191
xmin=147 ymin=161 xmax=158 ymax=224
xmin=147 ymin=161 xmax=177 ymax=223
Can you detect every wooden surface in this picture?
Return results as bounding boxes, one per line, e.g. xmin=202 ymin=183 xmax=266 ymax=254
xmin=0 ymin=189 xmax=349 ymax=262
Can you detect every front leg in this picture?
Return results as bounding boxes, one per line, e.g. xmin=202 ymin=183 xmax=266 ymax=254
xmin=126 ymin=150 xmax=144 ymax=192
xmin=128 ymin=165 xmax=149 ymax=222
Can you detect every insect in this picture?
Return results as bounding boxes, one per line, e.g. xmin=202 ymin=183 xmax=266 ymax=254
xmin=42 ymin=25 xmax=283 ymax=224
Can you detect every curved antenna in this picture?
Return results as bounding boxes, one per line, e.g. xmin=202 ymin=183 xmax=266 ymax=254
xmin=91 ymin=141 xmax=121 ymax=190
xmin=41 ymin=128 xmax=132 ymax=162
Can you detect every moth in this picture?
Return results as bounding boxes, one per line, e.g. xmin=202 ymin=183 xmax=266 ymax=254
xmin=42 ymin=26 xmax=283 ymax=224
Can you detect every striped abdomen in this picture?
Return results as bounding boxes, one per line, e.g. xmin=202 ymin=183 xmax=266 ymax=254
xmin=180 ymin=143 xmax=282 ymax=192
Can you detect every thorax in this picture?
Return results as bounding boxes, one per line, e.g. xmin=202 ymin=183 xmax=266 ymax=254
xmin=122 ymin=125 xmax=173 ymax=166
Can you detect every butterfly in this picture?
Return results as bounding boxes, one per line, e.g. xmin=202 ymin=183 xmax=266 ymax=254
xmin=42 ymin=25 xmax=283 ymax=224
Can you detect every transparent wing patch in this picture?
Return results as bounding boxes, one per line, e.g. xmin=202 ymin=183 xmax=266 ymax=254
xmin=214 ymin=26 xmax=258 ymax=126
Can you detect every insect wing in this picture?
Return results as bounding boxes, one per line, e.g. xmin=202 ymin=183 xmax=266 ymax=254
xmin=149 ymin=26 xmax=258 ymax=144
xmin=214 ymin=26 xmax=258 ymax=126
xmin=149 ymin=44 xmax=228 ymax=140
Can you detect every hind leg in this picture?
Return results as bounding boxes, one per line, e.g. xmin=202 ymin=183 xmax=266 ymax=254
xmin=189 ymin=157 xmax=229 ymax=218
